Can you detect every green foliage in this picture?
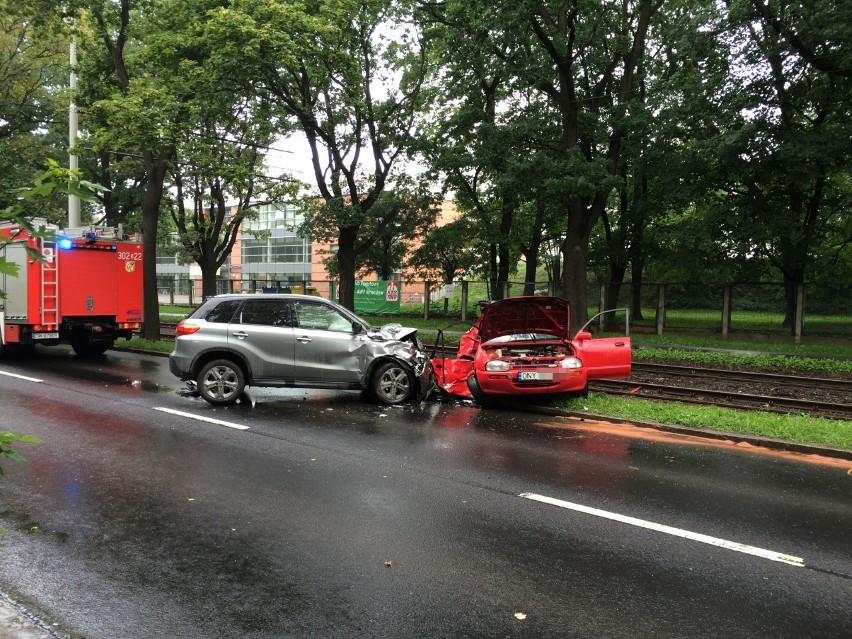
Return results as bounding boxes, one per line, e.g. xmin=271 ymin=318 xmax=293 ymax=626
xmin=0 ymin=432 xmax=41 ymax=477
xmin=0 ymin=160 xmax=102 ymax=286
xmin=0 ymin=0 xmax=69 ymax=217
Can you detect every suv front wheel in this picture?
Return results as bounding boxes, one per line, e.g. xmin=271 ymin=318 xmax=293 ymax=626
xmin=197 ymin=358 xmax=245 ymax=405
xmin=371 ymin=361 xmax=413 ymax=405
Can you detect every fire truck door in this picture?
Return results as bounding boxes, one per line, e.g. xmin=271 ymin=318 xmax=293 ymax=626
xmin=0 ymin=242 xmax=29 ymax=320
xmin=58 ymin=250 xmax=119 ymax=314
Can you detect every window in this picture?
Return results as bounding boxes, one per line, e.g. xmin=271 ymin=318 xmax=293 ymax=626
xmin=239 ymin=300 xmax=292 ymax=327
xmin=242 ymin=239 xmax=267 ymax=264
xmin=294 ymin=301 xmax=353 ymax=332
xmin=243 ymin=203 xmax=305 ymax=232
xmin=241 ymin=237 xmax=311 ymax=264
xmin=204 ymin=300 xmax=241 ymax=324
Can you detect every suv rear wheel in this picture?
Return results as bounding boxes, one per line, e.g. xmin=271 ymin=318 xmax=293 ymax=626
xmin=371 ymin=361 xmax=413 ymax=405
xmin=197 ymin=358 xmax=245 ymax=405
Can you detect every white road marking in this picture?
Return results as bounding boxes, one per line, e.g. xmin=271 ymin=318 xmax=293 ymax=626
xmin=153 ymin=407 xmax=250 ymax=430
xmin=519 ymin=492 xmax=804 ymax=567
xmin=0 ymin=370 xmax=43 ymax=383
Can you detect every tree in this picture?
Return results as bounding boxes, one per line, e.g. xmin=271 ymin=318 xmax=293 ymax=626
xmin=0 ymin=0 xmax=68 ymax=218
xmin=354 ymin=186 xmax=438 ymax=281
xmin=715 ymin=0 xmax=852 ymax=330
xmin=67 ymin=0 xmax=212 ymax=339
xmin=417 ymin=2 xmax=525 ymax=300
xmin=524 ymin=0 xmax=662 ymax=328
xmin=166 ymin=93 xmax=297 ymax=299
xmin=208 ymin=0 xmax=432 ymax=310
xmin=406 ymin=216 xmax=478 ymax=284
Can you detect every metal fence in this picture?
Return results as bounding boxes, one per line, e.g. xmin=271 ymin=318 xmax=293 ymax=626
xmin=156 ymin=277 xmax=852 ymax=340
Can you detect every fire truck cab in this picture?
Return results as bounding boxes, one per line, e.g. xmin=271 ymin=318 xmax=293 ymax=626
xmin=0 ymin=219 xmax=143 ymax=356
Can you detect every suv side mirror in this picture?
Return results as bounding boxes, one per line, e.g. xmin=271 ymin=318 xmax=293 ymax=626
xmin=574 ymin=330 xmax=593 ymax=341
xmin=352 ymin=321 xmax=365 ymax=334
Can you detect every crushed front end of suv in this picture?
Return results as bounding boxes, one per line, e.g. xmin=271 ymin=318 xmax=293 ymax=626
xmin=431 ymin=296 xmax=631 ymax=407
xmin=168 ymin=294 xmax=432 ymax=406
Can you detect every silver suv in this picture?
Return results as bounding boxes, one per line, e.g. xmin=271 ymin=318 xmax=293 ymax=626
xmin=168 ymin=294 xmax=432 ymax=406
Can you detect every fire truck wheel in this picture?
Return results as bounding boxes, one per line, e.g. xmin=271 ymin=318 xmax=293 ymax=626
xmin=197 ymin=359 xmax=245 ymax=406
xmin=71 ymin=341 xmax=112 ymax=357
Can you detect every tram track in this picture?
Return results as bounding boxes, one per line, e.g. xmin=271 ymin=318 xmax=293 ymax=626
xmin=589 ymin=379 xmax=852 ymax=421
xmin=618 ymin=361 xmax=852 ymax=420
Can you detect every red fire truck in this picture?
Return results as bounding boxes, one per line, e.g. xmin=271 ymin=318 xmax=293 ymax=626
xmin=0 ymin=219 xmax=143 ymax=356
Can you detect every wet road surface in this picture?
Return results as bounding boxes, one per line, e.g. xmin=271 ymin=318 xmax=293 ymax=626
xmin=0 ymin=346 xmax=850 ymax=638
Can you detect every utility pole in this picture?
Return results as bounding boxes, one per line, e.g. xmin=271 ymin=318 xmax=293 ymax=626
xmin=68 ymin=25 xmax=80 ymax=228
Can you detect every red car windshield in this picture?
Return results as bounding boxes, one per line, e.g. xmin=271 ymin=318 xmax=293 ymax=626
xmin=477 ymin=296 xmax=571 ymax=341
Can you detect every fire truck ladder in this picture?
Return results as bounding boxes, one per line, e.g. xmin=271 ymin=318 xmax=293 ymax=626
xmin=41 ymin=241 xmax=59 ymax=326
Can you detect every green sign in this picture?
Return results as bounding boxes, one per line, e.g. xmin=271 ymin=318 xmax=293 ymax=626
xmin=353 ymin=281 xmax=401 ymax=314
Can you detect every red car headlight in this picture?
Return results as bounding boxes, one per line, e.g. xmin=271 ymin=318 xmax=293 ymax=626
xmin=485 ymin=360 xmax=511 ymax=372
xmin=560 ymin=357 xmax=583 ymax=369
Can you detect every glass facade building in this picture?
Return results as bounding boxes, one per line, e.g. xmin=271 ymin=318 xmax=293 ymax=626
xmin=156 ymin=202 xmax=314 ymax=296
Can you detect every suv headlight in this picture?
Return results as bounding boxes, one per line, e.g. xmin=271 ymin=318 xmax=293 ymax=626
xmin=560 ymin=357 xmax=583 ymax=369
xmin=485 ymin=359 xmax=510 ymax=372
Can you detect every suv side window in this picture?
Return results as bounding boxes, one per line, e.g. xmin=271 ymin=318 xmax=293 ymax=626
xmin=239 ymin=299 xmax=293 ymax=327
xmin=203 ymin=300 xmax=242 ymax=323
xmin=294 ymin=301 xmax=353 ymax=332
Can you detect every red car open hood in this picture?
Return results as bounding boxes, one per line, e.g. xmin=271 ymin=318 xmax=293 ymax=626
xmin=477 ymin=296 xmax=571 ymax=341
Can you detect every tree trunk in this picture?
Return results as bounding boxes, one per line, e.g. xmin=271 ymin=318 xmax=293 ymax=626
xmin=522 ymin=201 xmax=545 ymax=296
xmin=523 ymin=256 xmax=538 ymax=296
xmin=336 ymin=227 xmax=359 ymax=310
xmin=488 ymin=243 xmax=499 ymax=300
xmin=630 ymin=268 xmax=644 ymax=321
xmin=560 ymin=228 xmax=591 ymax=333
xmin=140 ymin=151 xmax=168 ymax=340
xmin=606 ymin=265 xmax=627 ymax=312
xmin=782 ymin=269 xmax=804 ymax=334
xmin=201 ymin=262 xmax=218 ymax=300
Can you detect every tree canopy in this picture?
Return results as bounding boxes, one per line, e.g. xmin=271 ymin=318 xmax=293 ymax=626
xmin=1 ymin=0 xmax=849 ymax=329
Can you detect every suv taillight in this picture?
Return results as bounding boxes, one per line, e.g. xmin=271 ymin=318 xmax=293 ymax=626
xmin=174 ymin=322 xmax=201 ymax=337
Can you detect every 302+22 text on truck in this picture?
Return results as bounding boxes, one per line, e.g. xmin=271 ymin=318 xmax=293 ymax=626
xmin=0 ymin=219 xmax=143 ymax=357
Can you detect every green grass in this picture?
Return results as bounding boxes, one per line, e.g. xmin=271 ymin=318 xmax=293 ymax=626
xmin=544 ymin=394 xmax=852 ymax=451
xmin=138 ymin=305 xmax=852 ymax=451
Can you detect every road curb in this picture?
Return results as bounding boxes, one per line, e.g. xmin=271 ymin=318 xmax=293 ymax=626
xmin=0 ymin=592 xmax=56 ymax=639
xmin=505 ymin=402 xmax=852 ymax=462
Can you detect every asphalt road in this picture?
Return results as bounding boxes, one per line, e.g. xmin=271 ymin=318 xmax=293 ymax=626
xmin=0 ymin=346 xmax=850 ymax=638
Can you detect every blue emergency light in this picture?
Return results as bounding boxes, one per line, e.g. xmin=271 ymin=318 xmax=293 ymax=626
xmin=58 ymin=238 xmax=73 ymax=250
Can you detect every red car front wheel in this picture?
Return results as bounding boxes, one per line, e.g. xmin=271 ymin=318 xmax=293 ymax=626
xmin=467 ymin=375 xmax=496 ymax=408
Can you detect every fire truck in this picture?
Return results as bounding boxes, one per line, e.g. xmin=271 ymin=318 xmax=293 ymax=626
xmin=0 ymin=219 xmax=143 ymax=356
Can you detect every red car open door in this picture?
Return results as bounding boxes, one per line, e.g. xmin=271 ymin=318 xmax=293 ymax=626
xmin=571 ymin=333 xmax=632 ymax=379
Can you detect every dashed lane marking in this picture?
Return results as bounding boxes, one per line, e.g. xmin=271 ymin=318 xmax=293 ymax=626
xmin=519 ymin=492 xmax=805 ymax=567
xmin=0 ymin=370 xmax=43 ymax=383
xmin=153 ymin=407 xmax=250 ymax=430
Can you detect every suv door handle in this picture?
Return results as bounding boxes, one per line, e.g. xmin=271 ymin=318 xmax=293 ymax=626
xmin=232 ymin=331 xmax=249 ymax=339
xmin=297 ymin=336 xmax=312 ymax=344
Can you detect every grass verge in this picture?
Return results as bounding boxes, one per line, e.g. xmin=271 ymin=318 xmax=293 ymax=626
xmin=543 ymin=393 xmax=852 ymax=451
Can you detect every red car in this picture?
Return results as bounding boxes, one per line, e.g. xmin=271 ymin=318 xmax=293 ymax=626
xmin=431 ymin=296 xmax=631 ymax=406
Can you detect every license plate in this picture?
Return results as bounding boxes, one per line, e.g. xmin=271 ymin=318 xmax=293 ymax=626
xmin=32 ymin=332 xmax=59 ymax=339
xmin=518 ymin=371 xmax=552 ymax=381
